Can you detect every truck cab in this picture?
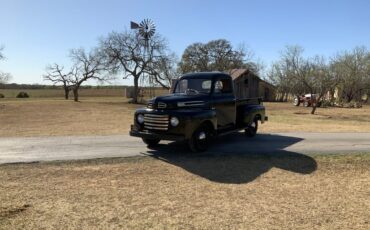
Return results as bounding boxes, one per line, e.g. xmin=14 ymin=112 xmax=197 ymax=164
xmin=130 ymin=72 xmax=268 ymax=152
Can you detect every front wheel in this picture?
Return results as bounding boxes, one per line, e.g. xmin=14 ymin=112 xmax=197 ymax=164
xmin=188 ymin=126 xmax=210 ymax=152
xmin=245 ymin=120 xmax=258 ymax=137
xmin=142 ymin=138 xmax=160 ymax=147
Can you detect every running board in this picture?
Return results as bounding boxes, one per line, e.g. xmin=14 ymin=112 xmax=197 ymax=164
xmin=217 ymin=125 xmax=249 ymax=137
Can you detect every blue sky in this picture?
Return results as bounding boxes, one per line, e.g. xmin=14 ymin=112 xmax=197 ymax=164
xmin=0 ymin=0 xmax=369 ymax=85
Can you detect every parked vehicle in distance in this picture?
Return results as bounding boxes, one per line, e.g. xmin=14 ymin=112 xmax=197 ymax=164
xmin=130 ymin=72 xmax=268 ymax=152
xmin=293 ymin=94 xmax=321 ymax=107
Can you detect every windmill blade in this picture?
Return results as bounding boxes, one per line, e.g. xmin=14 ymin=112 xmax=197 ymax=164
xmin=139 ymin=19 xmax=156 ymax=39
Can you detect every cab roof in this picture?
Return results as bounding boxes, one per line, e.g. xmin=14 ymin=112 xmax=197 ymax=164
xmin=181 ymin=72 xmax=232 ymax=80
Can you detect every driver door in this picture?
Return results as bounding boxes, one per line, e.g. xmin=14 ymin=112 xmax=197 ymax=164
xmin=212 ymin=77 xmax=236 ymax=129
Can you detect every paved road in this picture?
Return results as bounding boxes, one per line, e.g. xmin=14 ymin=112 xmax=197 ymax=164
xmin=1 ymin=132 xmax=370 ymax=164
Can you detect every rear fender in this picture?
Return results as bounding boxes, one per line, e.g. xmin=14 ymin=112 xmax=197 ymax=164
xmin=239 ymin=104 xmax=266 ymax=125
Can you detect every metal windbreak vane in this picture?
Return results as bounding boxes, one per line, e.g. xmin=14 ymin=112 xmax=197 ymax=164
xmin=130 ymin=19 xmax=156 ymax=97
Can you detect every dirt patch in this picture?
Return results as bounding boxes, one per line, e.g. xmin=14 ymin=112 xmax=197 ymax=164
xmin=0 ymin=204 xmax=31 ymax=219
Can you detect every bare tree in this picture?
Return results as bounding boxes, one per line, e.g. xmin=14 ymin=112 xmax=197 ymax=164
xmin=100 ymin=30 xmax=170 ymax=103
xmin=0 ymin=72 xmax=11 ymax=84
xmin=0 ymin=46 xmax=12 ymax=84
xmin=268 ymin=63 xmax=292 ymax=102
xmin=270 ymin=46 xmax=339 ymax=114
xmin=43 ymin=64 xmax=72 ymax=99
xmin=306 ymin=56 xmax=338 ymax=114
xmin=268 ymin=46 xmax=307 ymax=101
xmin=331 ymin=46 xmax=370 ymax=102
xmin=69 ymin=48 xmax=113 ymax=102
xmin=0 ymin=46 xmax=4 ymax=60
xmin=145 ymin=53 xmax=179 ymax=89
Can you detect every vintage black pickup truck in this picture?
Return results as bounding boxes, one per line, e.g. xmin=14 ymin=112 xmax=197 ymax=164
xmin=130 ymin=72 xmax=268 ymax=152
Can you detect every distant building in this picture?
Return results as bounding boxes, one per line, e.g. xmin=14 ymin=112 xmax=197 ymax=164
xmin=228 ymin=69 xmax=276 ymax=101
xmin=259 ymin=79 xmax=276 ymax=102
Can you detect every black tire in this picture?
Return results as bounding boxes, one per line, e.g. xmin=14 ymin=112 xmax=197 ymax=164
xmin=303 ymin=101 xmax=310 ymax=107
xmin=293 ymin=96 xmax=300 ymax=106
xmin=245 ymin=119 xmax=258 ymax=137
xmin=188 ymin=125 xmax=210 ymax=152
xmin=142 ymin=138 xmax=160 ymax=147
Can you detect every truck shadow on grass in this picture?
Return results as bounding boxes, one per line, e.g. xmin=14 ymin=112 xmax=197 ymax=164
xmin=144 ymin=133 xmax=317 ymax=184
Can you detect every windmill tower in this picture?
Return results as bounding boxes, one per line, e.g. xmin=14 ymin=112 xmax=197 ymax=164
xmin=131 ymin=19 xmax=156 ymax=98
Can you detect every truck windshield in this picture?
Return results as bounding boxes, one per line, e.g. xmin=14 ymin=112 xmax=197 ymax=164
xmin=174 ymin=78 xmax=212 ymax=95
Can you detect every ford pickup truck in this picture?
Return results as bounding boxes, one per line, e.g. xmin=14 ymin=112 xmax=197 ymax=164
xmin=130 ymin=72 xmax=268 ymax=152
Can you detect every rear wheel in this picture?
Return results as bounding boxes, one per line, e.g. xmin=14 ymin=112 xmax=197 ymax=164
xmin=293 ymin=96 xmax=300 ymax=106
xmin=142 ymin=138 xmax=160 ymax=147
xmin=189 ymin=125 xmax=210 ymax=152
xmin=245 ymin=119 xmax=258 ymax=137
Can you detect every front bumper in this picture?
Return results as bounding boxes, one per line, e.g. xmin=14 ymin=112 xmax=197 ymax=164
xmin=129 ymin=125 xmax=185 ymax=141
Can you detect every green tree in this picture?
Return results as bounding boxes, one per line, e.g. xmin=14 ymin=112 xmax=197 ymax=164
xmin=179 ymin=39 xmax=257 ymax=74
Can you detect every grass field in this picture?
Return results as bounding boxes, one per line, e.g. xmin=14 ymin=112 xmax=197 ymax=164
xmin=1 ymin=97 xmax=370 ymax=229
xmin=0 ymin=153 xmax=369 ymax=229
xmin=1 ymin=97 xmax=370 ymax=137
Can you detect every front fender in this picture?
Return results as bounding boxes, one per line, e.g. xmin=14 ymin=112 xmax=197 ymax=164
xmin=176 ymin=109 xmax=217 ymax=139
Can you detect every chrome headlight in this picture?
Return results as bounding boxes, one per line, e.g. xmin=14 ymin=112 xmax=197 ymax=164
xmin=137 ymin=114 xmax=144 ymax=124
xmin=170 ymin=117 xmax=179 ymax=127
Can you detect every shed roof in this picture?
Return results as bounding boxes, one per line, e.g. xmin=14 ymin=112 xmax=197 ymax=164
xmin=228 ymin=68 xmax=258 ymax=80
xmin=228 ymin=69 xmax=248 ymax=80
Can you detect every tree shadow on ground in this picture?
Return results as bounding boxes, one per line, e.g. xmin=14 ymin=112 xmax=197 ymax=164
xmin=143 ymin=133 xmax=317 ymax=184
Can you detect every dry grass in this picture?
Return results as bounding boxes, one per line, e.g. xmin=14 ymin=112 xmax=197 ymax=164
xmin=0 ymin=153 xmax=369 ymax=229
xmin=1 ymin=98 xmax=370 ymax=137
xmin=0 ymin=97 xmax=141 ymax=137
xmin=259 ymin=102 xmax=370 ymax=133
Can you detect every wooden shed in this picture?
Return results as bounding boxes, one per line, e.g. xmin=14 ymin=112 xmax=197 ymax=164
xmin=259 ymin=80 xmax=277 ymax=101
xmin=228 ymin=69 xmax=260 ymax=99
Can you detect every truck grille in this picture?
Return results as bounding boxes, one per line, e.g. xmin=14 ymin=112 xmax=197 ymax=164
xmin=144 ymin=114 xmax=169 ymax=131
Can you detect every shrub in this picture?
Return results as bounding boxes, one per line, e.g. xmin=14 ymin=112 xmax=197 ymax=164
xmin=16 ymin=92 xmax=29 ymax=98
xmin=0 ymin=93 xmax=4 ymax=98
xmin=320 ymin=100 xmax=333 ymax=108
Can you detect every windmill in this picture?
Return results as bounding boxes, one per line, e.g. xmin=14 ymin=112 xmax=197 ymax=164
xmin=131 ymin=19 xmax=156 ymax=98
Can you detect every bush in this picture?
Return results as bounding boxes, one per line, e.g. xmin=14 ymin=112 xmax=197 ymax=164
xmin=320 ymin=100 xmax=333 ymax=108
xmin=336 ymin=101 xmax=363 ymax=108
xmin=0 ymin=93 xmax=4 ymax=98
xmin=16 ymin=92 xmax=29 ymax=98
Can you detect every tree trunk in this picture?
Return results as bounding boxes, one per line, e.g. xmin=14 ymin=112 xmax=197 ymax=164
xmin=278 ymin=93 xmax=284 ymax=102
xmin=73 ymin=87 xmax=79 ymax=102
xmin=311 ymin=95 xmax=322 ymax=114
xmin=311 ymin=105 xmax=317 ymax=114
xmin=64 ymin=88 xmax=70 ymax=100
xmin=284 ymin=92 xmax=288 ymax=102
xmin=329 ymin=89 xmax=335 ymax=103
xmin=132 ymin=76 xmax=139 ymax=104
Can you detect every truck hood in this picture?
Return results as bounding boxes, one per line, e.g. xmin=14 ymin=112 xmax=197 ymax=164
xmin=148 ymin=93 xmax=209 ymax=109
